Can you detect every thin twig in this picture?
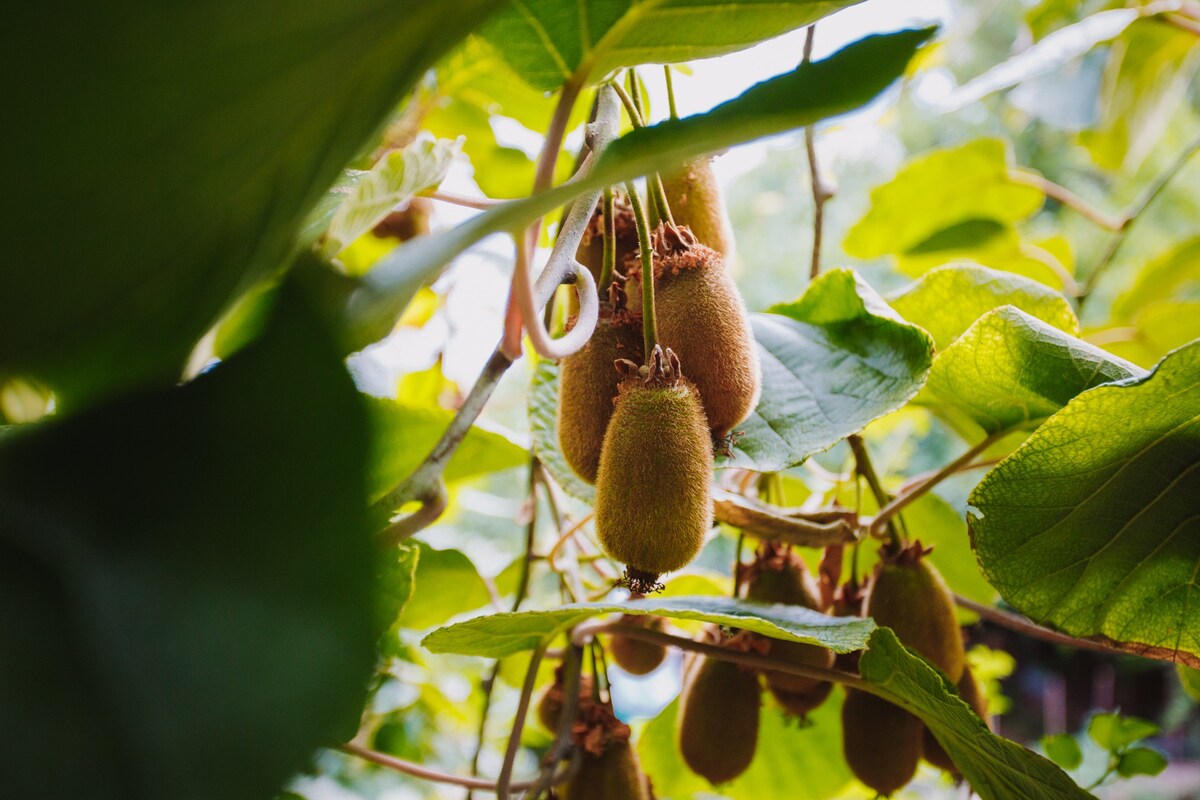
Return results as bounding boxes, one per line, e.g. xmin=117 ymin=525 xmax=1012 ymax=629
xmin=953 ymin=594 xmax=1125 ymax=657
xmin=523 ymin=644 xmax=585 ymax=799
xmin=496 ymin=641 xmax=549 ymax=799
xmin=803 ymin=24 xmax=833 ymax=280
xmin=1008 ymin=170 xmax=1124 ymax=231
xmin=626 ymin=182 xmax=658 ymax=355
xmin=1080 ymin=134 xmax=1200 ymax=307
xmin=847 ymin=434 xmax=898 ymax=546
xmin=868 ymin=433 xmax=1003 ymax=538
xmin=425 ymin=190 xmax=506 ymax=210
xmin=340 ymin=742 xmax=544 ymax=792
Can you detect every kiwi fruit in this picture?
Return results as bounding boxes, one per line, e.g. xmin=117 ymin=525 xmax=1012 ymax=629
xmin=537 ymin=673 xmax=595 ymax=732
xmin=923 ymin=665 xmax=989 ymax=774
xmin=627 ymin=225 xmax=760 ymax=436
xmin=743 ymin=543 xmax=835 ymax=696
xmin=576 ymin=193 xmax=638 ymax=285
xmin=560 ymin=739 xmax=653 ymax=800
xmin=842 ymin=689 xmax=924 ymax=796
xmin=770 ymin=679 xmax=834 ymax=718
xmin=661 ymin=158 xmax=735 ymax=263
xmin=865 ymin=542 xmax=965 ymax=683
xmin=678 ymin=653 xmax=761 ymax=784
xmin=593 ymin=346 xmax=713 ymax=591
xmin=371 ymin=196 xmax=432 ymax=241
xmin=558 ymin=306 xmax=643 ymax=484
xmin=608 ymin=614 xmax=668 ymax=675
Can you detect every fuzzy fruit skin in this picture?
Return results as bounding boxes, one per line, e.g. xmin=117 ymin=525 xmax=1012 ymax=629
xmin=770 ymin=679 xmax=833 ymax=717
xmin=653 ymin=247 xmax=761 ymax=435
xmin=678 ymin=657 xmax=760 ymax=785
xmin=558 ymin=315 xmax=643 ymax=484
xmin=842 ymin=689 xmax=923 ymax=796
xmin=866 ymin=558 xmax=965 ymax=683
xmin=923 ymin=666 xmax=989 ymax=773
xmin=609 ymin=615 xmax=668 ymax=675
xmin=746 ymin=558 xmax=834 ymax=695
xmin=560 ymin=739 xmax=652 ymax=800
xmin=536 ymin=674 xmax=594 ymax=732
xmin=594 ymin=378 xmax=713 ymax=576
xmin=662 ymin=159 xmax=735 ymax=263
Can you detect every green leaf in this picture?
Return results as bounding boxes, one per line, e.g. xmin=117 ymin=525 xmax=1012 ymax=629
xmin=888 ymin=263 xmax=1079 ymax=351
xmin=1079 ymin=18 xmax=1200 ymax=171
xmin=401 ymin=544 xmax=495 ymax=630
xmin=0 ymin=285 xmax=377 ymax=800
xmin=482 ymin=0 xmax=866 ymax=92
xmin=529 ymin=359 xmax=596 ymax=503
xmin=844 ymin=139 xmax=1044 ymax=260
xmin=723 ymin=269 xmax=934 ymax=471
xmin=638 ymin=692 xmax=852 ymax=799
xmin=3 ymin=0 xmax=504 ymax=407
xmin=921 ymin=306 xmax=1143 ymax=436
xmin=1112 ymin=236 xmax=1200 ymax=322
xmin=322 ymin=137 xmax=461 ymax=257
xmin=343 ymin=28 xmax=934 ymax=348
xmin=969 ymin=342 xmax=1200 ymax=666
xmin=377 ymin=545 xmax=420 ymax=647
xmin=1116 ymin=746 xmax=1167 ymax=778
xmin=1042 ymin=734 xmax=1084 ymax=771
xmin=366 ymin=397 xmax=527 ymax=504
xmin=1101 ymin=300 xmax=1200 ymax=369
xmin=861 ymin=629 xmax=1095 ymax=800
xmin=1177 ymin=664 xmax=1200 ymax=702
xmin=1087 ymin=712 xmax=1159 ymax=751
xmin=422 ymin=595 xmax=876 ymax=659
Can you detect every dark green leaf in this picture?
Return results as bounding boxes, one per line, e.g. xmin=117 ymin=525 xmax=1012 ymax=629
xmin=723 ymin=269 xmax=934 ymax=471
xmin=862 ymin=629 xmax=1095 ymax=800
xmin=0 ymin=286 xmax=377 ymax=800
xmin=1042 ymin=734 xmax=1084 ymax=770
xmin=422 ymin=595 xmax=875 ymax=658
xmin=969 ymin=342 xmax=1200 ymax=666
xmin=1116 ymin=747 xmax=1167 ymax=778
xmin=921 ymin=306 xmax=1143 ymax=436
xmin=482 ymin=0 xmax=867 ymax=91
xmin=345 ymin=28 xmax=934 ymax=348
xmin=3 ymin=0 xmax=503 ymax=406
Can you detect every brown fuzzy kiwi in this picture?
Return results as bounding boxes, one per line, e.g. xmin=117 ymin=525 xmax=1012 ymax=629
xmin=609 ymin=615 xmax=668 ymax=675
xmin=842 ymin=689 xmax=924 ymax=796
xmin=626 ymin=225 xmax=760 ymax=436
xmin=661 ymin=158 xmax=736 ymax=263
xmin=593 ymin=347 xmax=713 ymax=592
xmin=923 ymin=665 xmax=990 ymax=773
xmin=677 ymin=635 xmax=761 ymax=785
xmin=743 ymin=543 xmax=835 ymax=696
xmin=536 ymin=672 xmax=595 ymax=732
xmin=557 ymin=305 xmax=643 ymax=484
xmin=770 ymin=679 xmax=834 ymax=718
xmin=576 ymin=193 xmax=638 ymax=285
xmin=371 ymin=196 xmax=432 ymax=241
xmin=560 ymin=738 xmax=653 ymax=800
xmin=865 ymin=542 xmax=965 ymax=683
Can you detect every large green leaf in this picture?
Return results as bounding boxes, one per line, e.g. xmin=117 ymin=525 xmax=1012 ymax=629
xmin=400 ymin=544 xmax=495 ymax=630
xmin=862 ymin=629 xmax=1095 ymax=800
xmin=1112 ymin=237 xmax=1200 ymax=321
xmin=724 ymin=269 xmax=934 ymax=471
xmin=888 ymin=263 xmax=1078 ymax=351
xmin=968 ymin=342 xmax=1200 ymax=667
xmin=0 ymin=286 xmax=377 ymax=799
xmin=920 ymin=306 xmax=1143 ymax=437
xmin=843 ymin=139 xmax=1044 ymax=261
xmin=422 ymin=595 xmax=876 ymax=658
xmin=344 ymin=28 xmax=934 ymax=348
xmin=482 ymin=0 xmax=865 ymax=92
xmin=2 ymin=0 xmax=502 ymax=406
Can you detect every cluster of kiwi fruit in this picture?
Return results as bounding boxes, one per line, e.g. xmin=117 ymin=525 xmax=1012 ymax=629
xmin=557 ymin=158 xmax=761 ymax=592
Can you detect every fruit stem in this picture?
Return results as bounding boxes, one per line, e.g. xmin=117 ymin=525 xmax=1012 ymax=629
xmin=663 ymin=65 xmax=679 ymax=120
xmin=847 ymin=434 xmax=900 ymax=548
xmin=626 ymin=181 xmax=659 ymax=356
xmin=598 ymin=185 xmax=616 ymax=295
xmin=610 ymin=78 xmax=675 ymax=225
xmin=339 ymin=742 xmax=556 ymax=792
xmin=496 ymin=640 xmax=549 ymax=799
xmin=803 ymin=24 xmax=834 ymax=281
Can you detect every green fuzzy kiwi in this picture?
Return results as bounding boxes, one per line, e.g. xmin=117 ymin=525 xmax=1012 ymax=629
xmin=609 ymin=615 xmax=668 ymax=675
xmin=560 ymin=739 xmax=653 ymax=800
xmin=923 ymin=665 xmax=989 ymax=773
xmin=866 ymin=543 xmax=965 ymax=683
xmin=745 ymin=545 xmax=834 ymax=696
xmin=661 ymin=158 xmax=735 ymax=263
xmin=678 ymin=656 xmax=761 ymax=785
xmin=593 ymin=347 xmax=713 ymax=591
xmin=841 ymin=689 xmax=923 ymax=796
xmin=558 ymin=311 xmax=643 ymax=483
xmin=629 ymin=225 xmax=760 ymax=436
xmin=576 ymin=193 xmax=638 ymax=285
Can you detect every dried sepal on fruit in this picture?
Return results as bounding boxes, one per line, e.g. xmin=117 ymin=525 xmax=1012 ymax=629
xmin=742 ymin=542 xmax=835 ymax=700
xmin=626 ymin=224 xmax=760 ymax=436
xmin=842 ymin=688 xmax=924 ymax=796
xmin=865 ymin=541 xmax=965 ymax=683
xmin=594 ymin=346 xmax=713 ymax=593
xmin=923 ymin=665 xmax=990 ymax=774
xmin=537 ymin=670 xmax=595 ymax=733
xmin=608 ymin=614 xmax=668 ymax=675
xmin=557 ymin=287 xmax=643 ymax=484
xmin=677 ymin=627 xmax=761 ymax=785
xmin=661 ymin=157 xmax=735 ymax=263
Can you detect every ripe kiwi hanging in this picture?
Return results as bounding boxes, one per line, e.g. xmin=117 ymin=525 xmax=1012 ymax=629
xmin=608 ymin=614 xmax=668 ymax=675
xmin=660 ymin=157 xmax=735 ymax=263
xmin=841 ymin=688 xmax=924 ymax=796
